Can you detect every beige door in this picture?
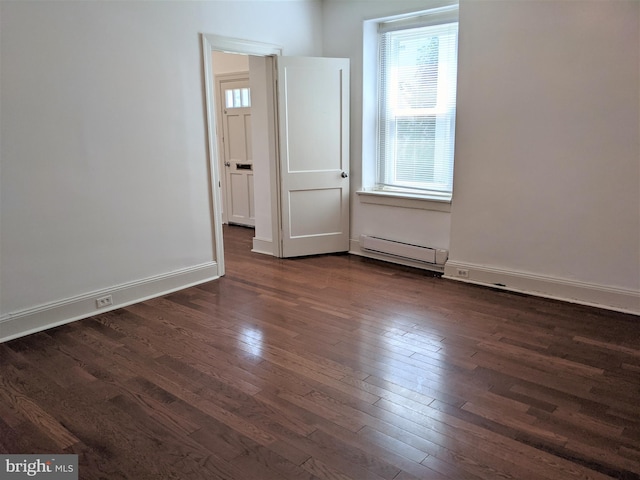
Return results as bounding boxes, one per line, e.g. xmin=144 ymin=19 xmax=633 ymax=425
xmin=277 ymin=56 xmax=350 ymax=257
xmin=219 ymin=77 xmax=254 ymax=227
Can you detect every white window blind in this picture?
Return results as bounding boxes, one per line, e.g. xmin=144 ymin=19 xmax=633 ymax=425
xmin=377 ymin=12 xmax=458 ymax=198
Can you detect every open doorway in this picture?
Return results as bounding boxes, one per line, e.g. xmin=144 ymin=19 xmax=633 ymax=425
xmin=212 ymin=53 xmax=254 ymax=227
xmin=202 ymin=35 xmax=283 ymax=277
xmin=202 ymin=35 xmax=351 ymax=276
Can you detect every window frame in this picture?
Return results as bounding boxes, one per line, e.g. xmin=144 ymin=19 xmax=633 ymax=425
xmin=360 ymin=4 xmax=459 ymax=207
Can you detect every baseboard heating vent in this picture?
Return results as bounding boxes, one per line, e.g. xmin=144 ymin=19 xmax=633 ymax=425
xmin=360 ymin=235 xmax=448 ymax=265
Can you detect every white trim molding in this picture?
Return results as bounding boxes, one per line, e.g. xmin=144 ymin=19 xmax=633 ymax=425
xmin=0 ymin=262 xmax=220 ymax=343
xmin=203 ymin=34 xmax=283 ymax=57
xmin=252 ymin=237 xmax=274 ymax=256
xmin=357 ymin=189 xmax=452 ymax=212
xmin=443 ymin=261 xmax=640 ymax=315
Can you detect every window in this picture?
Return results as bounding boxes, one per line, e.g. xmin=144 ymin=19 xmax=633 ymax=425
xmin=375 ymin=7 xmax=458 ymax=200
xmin=224 ymin=87 xmax=251 ymax=109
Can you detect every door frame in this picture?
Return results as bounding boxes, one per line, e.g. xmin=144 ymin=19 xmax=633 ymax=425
xmin=201 ymin=34 xmax=283 ymax=275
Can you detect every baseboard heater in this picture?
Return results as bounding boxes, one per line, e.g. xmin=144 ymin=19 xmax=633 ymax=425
xmin=360 ymin=235 xmax=448 ymax=265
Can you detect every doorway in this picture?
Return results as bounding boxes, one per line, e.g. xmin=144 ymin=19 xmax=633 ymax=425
xmin=214 ymin=68 xmax=254 ymax=227
xmin=202 ymin=35 xmax=283 ymax=277
xmin=202 ymin=35 xmax=351 ymax=277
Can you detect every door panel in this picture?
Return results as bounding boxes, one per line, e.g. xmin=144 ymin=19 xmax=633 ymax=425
xmin=227 ymin=114 xmax=249 ymax=159
xmin=278 ymin=57 xmax=350 ymax=257
xmin=284 ymin=67 xmax=343 ymax=172
xmin=229 ymin=170 xmax=254 ymax=221
xmin=289 ymin=188 xmax=343 ymax=237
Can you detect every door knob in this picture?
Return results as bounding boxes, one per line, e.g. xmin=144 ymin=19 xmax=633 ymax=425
xmin=225 ymin=162 xmax=231 ymax=167
xmin=341 ymin=171 xmax=348 ymax=178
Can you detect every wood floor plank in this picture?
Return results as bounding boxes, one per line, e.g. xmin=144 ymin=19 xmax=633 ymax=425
xmin=300 ymin=456 xmax=356 ymax=480
xmin=315 ymin=422 xmax=442 ymax=479
xmin=230 ymin=445 xmax=318 ymax=480
xmin=0 ymin=366 xmax=80 ymax=449
xmin=0 ymin=225 xmax=637 ymax=479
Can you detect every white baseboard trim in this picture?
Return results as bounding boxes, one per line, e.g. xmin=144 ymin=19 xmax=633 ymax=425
xmin=252 ymin=237 xmax=274 ymax=256
xmin=0 ymin=262 xmax=220 ymax=343
xmin=349 ymin=239 xmax=444 ymax=273
xmin=443 ymin=261 xmax=640 ymax=315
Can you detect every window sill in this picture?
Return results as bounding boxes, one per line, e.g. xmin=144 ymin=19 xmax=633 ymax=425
xmin=356 ymin=189 xmax=451 ymax=212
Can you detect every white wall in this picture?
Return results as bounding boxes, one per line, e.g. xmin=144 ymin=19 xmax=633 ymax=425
xmin=248 ymin=55 xmax=277 ymax=252
xmin=2 ymin=0 xmax=637 ymax=343
xmin=0 ymin=0 xmax=322 ymax=340
xmin=323 ymin=0 xmax=639 ymax=313
xmin=447 ymin=0 xmax=639 ymax=312
xmin=212 ymin=51 xmax=250 ymax=74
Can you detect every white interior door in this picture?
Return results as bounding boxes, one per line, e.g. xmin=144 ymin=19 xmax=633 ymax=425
xmin=219 ymin=77 xmax=255 ymax=227
xmin=277 ymin=56 xmax=350 ymax=257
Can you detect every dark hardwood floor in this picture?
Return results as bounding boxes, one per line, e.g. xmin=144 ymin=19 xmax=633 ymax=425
xmin=1 ymin=225 xmax=639 ymax=479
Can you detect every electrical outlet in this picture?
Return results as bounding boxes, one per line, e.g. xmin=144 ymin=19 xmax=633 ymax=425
xmin=96 ymin=295 xmax=113 ymax=309
xmin=456 ymin=268 xmax=469 ymax=278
